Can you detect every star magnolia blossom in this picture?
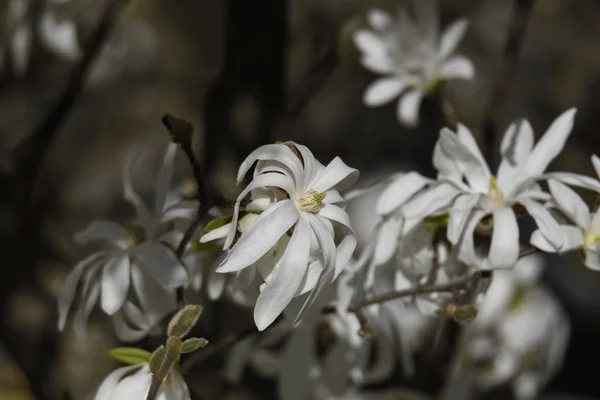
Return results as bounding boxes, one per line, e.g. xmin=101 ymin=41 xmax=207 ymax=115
xmin=94 ymin=364 xmax=190 ymax=400
xmin=460 ymin=255 xmax=569 ymax=400
xmin=531 ymin=155 xmax=600 ymax=270
xmin=213 ymin=142 xmax=359 ymax=330
xmin=353 ymin=0 xmax=474 ymax=126
xmin=399 ymin=108 xmax=600 ymax=270
xmin=58 ymin=142 xmax=195 ymax=339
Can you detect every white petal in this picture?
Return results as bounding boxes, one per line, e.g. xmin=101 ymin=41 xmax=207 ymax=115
xmin=322 ymin=189 xmax=345 ymax=205
xmin=73 ymin=281 xmax=100 ymax=339
xmin=130 ymin=264 xmax=175 ymax=322
xmin=224 ymin=172 xmax=296 ymax=249
xmin=433 ymin=140 xmax=461 ymax=179
xmin=360 ymin=54 xmax=394 ymax=74
xmin=333 ymin=232 xmax=358 ymax=278
xmin=123 ymin=154 xmax=154 ymax=230
xmin=112 ymin=310 xmax=148 ymax=342
xmin=94 ymin=365 xmax=141 ymax=400
xmin=376 ymin=172 xmax=430 ymax=216
xmin=398 ymin=90 xmax=424 ymax=127
xmin=163 ymin=369 xmax=191 ymax=400
xmin=219 ymin=200 xmax=299 ymax=273
xmin=199 ymin=222 xmax=231 ymax=244
xmin=584 ymin=246 xmax=600 ymax=271
xmin=592 ymin=154 xmax=600 ymax=178
xmin=548 ymin=179 xmax=590 ymax=228
xmin=447 ymin=194 xmax=479 ymax=244
xmin=368 ymin=9 xmax=393 ymax=30
xmin=353 ymin=30 xmax=386 ymax=58
xmin=207 ymin=267 xmax=227 ymax=301
xmin=540 ymin=172 xmax=600 ymax=192
xmin=310 ymin=157 xmax=359 ymax=193
xmin=487 ymin=207 xmax=519 ymax=269
xmin=161 ymin=201 xmax=197 ymax=224
xmin=363 ymin=78 xmax=406 ymax=106
xmin=110 ymin=366 xmax=151 ymax=399
xmin=401 ymin=181 xmax=459 ymax=219
xmin=101 ymin=254 xmax=130 ymax=315
xmin=522 ymin=108 xmax=577 ymax=179
xmin=519 ymin=199 xmax=564 ymax=250
xmin=373 ymin=216 xmax=403 ymax=266
xmin=134 ymin=242 xmax=188 ymax=289
xmin=238 ymin=144 xmax=303 ymax=186
xmin=154 ymin=142 xmax=178 ymax=214
xmin=456 ymin=124 xmax=490 ymax=183
xmin=439 ymin=19 xmax=469 ymax=59
xmin=530 ymin=225 xmax=583 ymax=253
xmin=497 ymin=119 xmax=534 ymax=192
xmin=293 ymin=143 xmax=321 ymax=190
xmin=74 ymin=220 xmax=129 ymax=248
xmin=254 ymin=218 xmax=311 ymax=330
xmin=440 ymin=125 xmax=490 ymax=191
xmin=39 ymin=13 xmax=81 ymax=61
xmin=457 ymin=209 xmax=486 ymax=266
xmin=438 ymin=55 xmax=474 ymax=80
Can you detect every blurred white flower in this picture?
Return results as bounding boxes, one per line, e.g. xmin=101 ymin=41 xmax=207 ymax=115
xmin=58 ymin=142 xmax=196 ymax=340
xmin=531 ymin=155 xmax=600 ymax=270
xmin=94 ymin=364 xmax=190 ymax=400
xmin=214 ymin=142 xmax=359 ymax=330
xmin=401 ymin=108 xmax=600 ymax=270
xmin=353 ymin=0 xmax=474 ymax=126
xmin=460 ymin=255 xmax=570 ymax=400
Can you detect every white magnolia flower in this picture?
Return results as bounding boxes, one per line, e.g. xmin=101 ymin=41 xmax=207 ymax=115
xmin=353 ymin=0 xmax=474 ymax=126
xmin=2 ymin=0 xmax=81 ymax=76
xmin=94 ymin=364 xmax=190 ymax=400
xmin=58 ymin=142 xmax=195 ymax=339
xmin=531 ymin=155 xmax=600 ymax=270
xmin=214 ymin=142 xmax=359 ymax=330
xmin=400 ymin=108 xmax=600 ymax=270
xmin=460 ymin=255 xmax=569 ymax=400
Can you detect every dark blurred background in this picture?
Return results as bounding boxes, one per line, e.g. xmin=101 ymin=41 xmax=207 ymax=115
xmin=1 ymin=0 xmax=600 ymax=398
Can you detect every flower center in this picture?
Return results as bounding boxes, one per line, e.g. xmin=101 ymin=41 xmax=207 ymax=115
xmin=124 ymin=221 xmax=147 ymax=247
xmin=488 ymin=176 xmax=504 ymax=207
xmin=297 ymin=189 xmax=326 ymax=213
xmin=583 ymin=229 xmax=600 ymax=248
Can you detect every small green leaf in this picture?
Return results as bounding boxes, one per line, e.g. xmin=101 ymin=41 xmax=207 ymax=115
xmin=274 ymin=140 xmax=283 ymax=144
xmin=168 ymin=304 xmax=204 ymax=338
xmin=148 ymin=346 xmax=166 ymax=375
xmin=190 ymin=240 xmax=223 ymax=253
xmin=204 ymin=215 xmax=232 ymax=232
xmin=180 ymin=337 xmax=209 ymax=354
xmin=108 ymin=347 xmax=152 ymax=366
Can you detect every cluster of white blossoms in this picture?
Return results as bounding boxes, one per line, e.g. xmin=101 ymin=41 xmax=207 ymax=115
xmin=1 ymin=0 xmax=81 ymax=76
xmin=354 ymin=0 xmax=474 ymax=126
xmin=51 ymin=1 xmax=600 ymax=399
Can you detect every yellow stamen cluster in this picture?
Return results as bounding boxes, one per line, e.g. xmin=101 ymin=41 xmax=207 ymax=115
xmin=298 ymin=189 xmax=326 ymax=213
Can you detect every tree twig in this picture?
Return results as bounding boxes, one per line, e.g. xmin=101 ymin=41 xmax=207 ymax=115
xmin=480 ymin=0 xmax=536 ymax=163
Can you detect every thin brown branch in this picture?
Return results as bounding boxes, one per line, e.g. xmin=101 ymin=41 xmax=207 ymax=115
xmin=480 ymin=0 xmax=536 ymax=163
xmin=12 ymin=0 xmax=130 ymax=194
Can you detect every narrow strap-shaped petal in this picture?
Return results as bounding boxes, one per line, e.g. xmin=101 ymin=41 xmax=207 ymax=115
xmin=486 ymin=207 xmax=519 ymax=269
xmin=438 ymin=55 xmax=474 ymax=80
xmin=447 ymin=193 xmax=479 ymax=244
xmin=73 ymin=281 xmax=100 ymax=339
xmin=160 ymin=200 xmax=198 ymax=224
xmin=548 ymin=179 xmax=590 ymax=228
xmin=74 ymin=220 xmax=129 ymax=249
xmin=497 ymin=119 xmax=534 ymax=193
xmin=218 ymin=200 xmax=299 ymax=273
xmin=530 ymin=225 xmax=583 ymax=253
xmin=206 ymin=265 xmax=227 ymax=301
xmin=592 ymin=154 xmax=600 ymax=178
xmin=238 ymin=144 xmax=303 ymax=186
xmin=130 ymin=264 xmax=176 ymax=323
xmin=318 ymin=204 xmax=357 ymax=277
xmin=373 ymin=216 xmax=403 ymax=266
xmin=376 ymin=172 xmax=430 ymax=216
xmin=291 ymin=142 xmax=320 ymax=191
xmin=254 ymin=218 xmax=311 ymax=330
xmin=439 ymin=19 xmax=469 ymax=59
xmin=539 ymin=172 xmax=600 ymax=192
xmin=310 ymin=157 xmax=359 ymax=193
xmin=457 ymin=209 xmax=486 ymax=267
xmin=360 ymin=54 xmax=394 ymax=74
xmin=112 ymin=308 xmax=150 ymax=342
xmin=353 ymin=29 xmax=387 ymax=58
xmin=134 ymin=242 xmax=188 ymax=289
xmin=519 ymin=198 xmax=564 ymax=250
xmin=154 ymin=142 xmax=178 ymax=214
xmin=123 ymin=153 xmax=154 ymax=230
xmin=401 ymin=181 xmax=460 ymax=219
xmin=363 ymin=78 xmax=406 ymax=106
xmin=224 ymin=172 xmax=296 ymax=249
xmin=199 ymin=222 xmax=231 ymax=244
xmin=100 ymin=253 xmax=131 ymax=315
xmin=397 ymin=90 xmax=424 ymax=127
xmin=94 ymin=365 xmax=141 ymax=400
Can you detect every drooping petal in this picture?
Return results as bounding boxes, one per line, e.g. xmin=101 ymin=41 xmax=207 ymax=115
xmin=58 ymin=251 xmax=107 ymax=330
xmin=548 ymin=179 xmax=590 ymax=228
xmin=134 ymin=242 xmax=188 ymax=289
xmin=439 ymin=19 xmax=469 ymax=59
xmin=353 ymin=30 xmax=387 ymax=59
xmin=497 ymin=119 xmax=534 ymax=194
xmin=74 ymin=220 xmax=129 ymax=249
xmin=522 ymin=108 xmax=577 ymax=179
xmin=73 ymin=281 xmax=100 ymax=339
xmin=206 ymin=266 xmax=227 ymax=301
xmin=401 ymin=181 xmax=460 ymax=219
xmin=530 ymin=225 xmax=583 ymax=253
xmin=219 ymin=200 xmax=299 ymax=273
xmin=368 ymin=9 xmax=393 ymax=30
xmin=310 ymin=156 xmax=359 ymax=193
xmin=486 ymin=207 xmax=519 ymax=269
xmin=237 ymin=144 xmax=303 ymax=186
xmin=100 ymin=253 xmax=131 ymax=315
xmin=376 ymin=172 xmax=431 ymax=216
xmin=447 ymin=193 xmax=480 ymax=244
xmin=363 ymin=78 xmax=406 ymax=106
xmin=397 ymin=90 xmax=424 ymax=127
xmin=224 ymin=172 xmax=296 ymax=249
xmin=254 ymin=218 xmax=311 ymax=330
xmin=438 ymin=55 xmax=474 ymax=80
xmin=519 ymin=198 xmax=564 ymax=250
xmin=94 ymin=365 xmax=142 ymax=400
xmin=457 ymin=209 xmax=486 ymax=267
